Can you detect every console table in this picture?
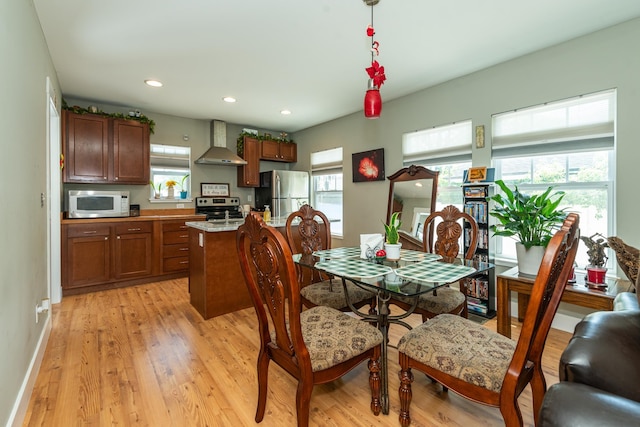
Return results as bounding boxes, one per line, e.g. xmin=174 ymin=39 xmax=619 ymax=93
xmin=497 ymin=266 xmax=633 ymax=338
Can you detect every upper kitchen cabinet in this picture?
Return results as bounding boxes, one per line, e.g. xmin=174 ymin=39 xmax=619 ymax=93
xmin=63 ymin=110 xmax=150 ymax=184
xmin=261 ymin=139 xmax=297 ymax=162
xmin=237 ymin=136 xmax=261 ymax=187
xmin=112 ymin=119 xmax=150 ymax=183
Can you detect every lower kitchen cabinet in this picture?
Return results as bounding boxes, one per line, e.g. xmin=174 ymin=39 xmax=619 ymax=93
xmin=113 ymin=222 xmax=153 ymax=280
xmin=62 ymin=216 xmax=204 ymax=295
xmin=161 ymin=220 xmax=191 ymax=273
xmin=66 ymin=224 xmax=111 ymax=288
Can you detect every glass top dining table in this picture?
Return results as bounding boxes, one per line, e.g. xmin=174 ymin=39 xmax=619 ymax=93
xmin=293 ymin=247 xmax=494 ymax=415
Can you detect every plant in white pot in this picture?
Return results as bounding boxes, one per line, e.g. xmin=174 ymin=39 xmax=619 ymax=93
xmin=488 ymin=180 xmax=567 ymax=276
xmin=580 ymin=233 xmax=609 ymax=285
xmin=383 ymin=212 xmax=402 ymax=260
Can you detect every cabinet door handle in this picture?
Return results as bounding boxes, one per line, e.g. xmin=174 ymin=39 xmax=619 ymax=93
xmin=127 ymin=228 xmax=142 ymax=231
xmin=179 ymin=261 xmax=189 ymax=264
xmin=105 ymin=237 xmax=108 ymax=240
xmin=179 ymin=247 xmax=189 ymax=251
xmin=180 ymin=234 xmax=188 ymax=238
xmin=83 ymin=230 xmax=97 ymax=234
xmin=103 ymin=176 xmax=107 ymax=179
xmin=117 ymin=236 xmax=121 ymax=239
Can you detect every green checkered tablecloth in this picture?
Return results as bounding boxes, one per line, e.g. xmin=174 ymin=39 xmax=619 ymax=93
xmin=399 ymin=250 xmax=442 ymax=263
xmin=312 ymin=247 xmax=361 ymax=259
xmin=315 ymin=258 xmax=393 ymax=279
xmin=394 ymin=261 xmax=476 ymax=284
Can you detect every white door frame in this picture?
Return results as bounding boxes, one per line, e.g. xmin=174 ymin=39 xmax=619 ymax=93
xmin=46 ymin=77 xmax=61 ymax=304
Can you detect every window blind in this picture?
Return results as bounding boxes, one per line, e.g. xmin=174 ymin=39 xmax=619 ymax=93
xmin=402 ymin=121 xmax=472 ymax=164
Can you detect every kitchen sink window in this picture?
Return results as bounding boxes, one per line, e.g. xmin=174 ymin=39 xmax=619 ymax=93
xmin=311 ymin=147 xmax=343 ymax=237
xmin=150 ymin=144 xmax=191 ymax=201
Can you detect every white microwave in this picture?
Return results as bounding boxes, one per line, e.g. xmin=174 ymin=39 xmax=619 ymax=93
xmin=67 ymin=190 xmax=130 ymax=218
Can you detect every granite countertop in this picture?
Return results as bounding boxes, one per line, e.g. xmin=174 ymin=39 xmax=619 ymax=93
xmin=186 ymin=218 xmax=290 ymax=232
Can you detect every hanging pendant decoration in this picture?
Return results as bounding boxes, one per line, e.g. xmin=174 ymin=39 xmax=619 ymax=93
xmin=363 ymin=0 xmax=386 ymax=119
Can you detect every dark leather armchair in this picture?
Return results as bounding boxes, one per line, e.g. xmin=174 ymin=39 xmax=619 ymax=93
xmin=538 ymin=289 xmax=640 ymax=426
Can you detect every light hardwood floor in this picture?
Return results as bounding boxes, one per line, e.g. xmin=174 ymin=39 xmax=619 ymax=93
xmin=23 ymin=278 xmax=571 ymax=427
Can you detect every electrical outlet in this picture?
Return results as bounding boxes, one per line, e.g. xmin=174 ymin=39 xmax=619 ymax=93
xmin=247 ymin=195 xmax=252 ymax=202
xmin=35 ymin=298 xmax=50 ymax=324
xmin=176 ymin=203 xmax=185 ymax=208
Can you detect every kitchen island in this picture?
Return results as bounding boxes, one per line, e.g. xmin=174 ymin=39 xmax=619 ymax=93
xmin=186 ymin=219 xmax=288 ymax=320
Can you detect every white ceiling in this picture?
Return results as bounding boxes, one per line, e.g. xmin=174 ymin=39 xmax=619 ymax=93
xmin=33 ymin=0 xmax=640 ymax=133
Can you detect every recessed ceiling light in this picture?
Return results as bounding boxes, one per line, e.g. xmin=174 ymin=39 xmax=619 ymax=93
xmin=280 ymin=109 xmax=292 ymax=115
xmin=144 ymin=79 xmax=163 ymax=87
xmin=223 ymin=97 xmax=237 ymax=103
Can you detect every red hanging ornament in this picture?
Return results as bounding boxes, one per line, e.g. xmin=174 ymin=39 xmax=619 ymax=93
xmin=363 ymin=1 xmax=386 ymax=119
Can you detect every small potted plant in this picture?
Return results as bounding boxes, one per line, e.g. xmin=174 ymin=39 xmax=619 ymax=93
xmin=580 ymin=233 xmax=609 ymax=285
xmin=150 ymin=180 xmax=162 ymax=199
xmin=165 ymin=180 xmax=178 ymax=199
xmin=383 ymin=211 xmax=402 ymax=260
xmin=179 ymin=174 xmax=190 ymax=199
xmin=488 ymin=180 xmax=567 ymax=275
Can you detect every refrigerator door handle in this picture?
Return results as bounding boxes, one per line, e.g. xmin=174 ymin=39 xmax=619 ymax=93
xmin=275 ymin=174 xmax=281 ymax=219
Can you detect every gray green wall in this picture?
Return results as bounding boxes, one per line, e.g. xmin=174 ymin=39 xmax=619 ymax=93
xmin=1 ymin=0 xmax=61 ymax=424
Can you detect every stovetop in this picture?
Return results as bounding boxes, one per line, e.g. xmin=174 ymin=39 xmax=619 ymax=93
xmin=195 ymin=196 xmax=243 ymax=221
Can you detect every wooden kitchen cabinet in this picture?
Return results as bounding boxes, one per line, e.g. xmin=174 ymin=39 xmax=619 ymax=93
xmin=64 ymin=111 xmax=110 ymax=182
xmin=63 ymin=110 xmax=150 ymax=184
xmin=261 ymin=139 xmax=297 ymax=162
xmin=112 ymin=119 xmax=150 ymax=184
xmin=65 ymin=223 xmax=111 ymax=288
xmin=161 ymin=220 xmax=191 ymax=273
xmin=237 ymin=136 xmax=261 ymax=187
xmin=113 ymin=222 xmax=153 ymax=280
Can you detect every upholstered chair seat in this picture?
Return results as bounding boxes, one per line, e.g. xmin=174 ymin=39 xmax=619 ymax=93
xmin=300 ymin=280 xmax=374 ymax=311
xmin=394 ymin=287 xmax=467 ymax=316
xmin=398 ymin=314 xmax=516 ymax=391
xmin=273 ymin=305 xmax=383 ymax=372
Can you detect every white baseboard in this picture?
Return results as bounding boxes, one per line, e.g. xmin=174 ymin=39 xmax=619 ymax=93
xmin=8 ymin=313 xmax=52 ymax=427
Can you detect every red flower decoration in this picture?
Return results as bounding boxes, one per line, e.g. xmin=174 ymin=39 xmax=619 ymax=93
xmin=365 ymin=60 xmax=386 ymax=88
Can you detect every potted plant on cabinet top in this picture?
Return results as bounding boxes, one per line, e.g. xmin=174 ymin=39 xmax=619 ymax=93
xmin=383 ymin=211 xmax=402 ymax=260
xmin=580 ymin=233 xmax=609 ymax=285
xmin=179 ymin=174 xmax=189 ymax=199
xmin=487 ymin=180 xmax=567 ymax=276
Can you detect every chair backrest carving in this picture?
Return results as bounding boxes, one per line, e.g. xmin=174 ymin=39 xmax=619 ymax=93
xmin=422 ymin=205 xmax=478 ymax=260
xmin=237 ymin=213 xmax=309 ymax=364
xmin=285 ymin=204 xmax=331 ymax=285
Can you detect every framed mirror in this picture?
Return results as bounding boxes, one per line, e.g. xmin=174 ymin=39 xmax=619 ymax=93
xmin=386 ymin=165 xmax=439 ymax=251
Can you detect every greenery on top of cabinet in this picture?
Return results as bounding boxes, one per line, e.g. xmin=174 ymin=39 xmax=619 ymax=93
xmin=62 ymin=99 xmax=156 ymax=134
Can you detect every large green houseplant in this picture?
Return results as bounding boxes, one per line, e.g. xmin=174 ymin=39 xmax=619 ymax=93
xmin=487 ymin=180 xmax=567 ymax=275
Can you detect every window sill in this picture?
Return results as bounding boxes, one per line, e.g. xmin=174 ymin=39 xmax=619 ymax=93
xmin=149 ymin=198 xmax=193 ymax=203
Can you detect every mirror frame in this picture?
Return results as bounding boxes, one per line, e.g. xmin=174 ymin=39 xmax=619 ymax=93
xmin=386 ymin=165 xmax=439 ymax=251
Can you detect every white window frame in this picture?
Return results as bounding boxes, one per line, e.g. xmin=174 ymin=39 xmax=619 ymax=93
xmin=150 ymin=143 xmax=192 ymax=202
xmin=311 ymin=147 xmax=343 ymax=238
xmin=491 ymin=89 xmax=616 ymax=268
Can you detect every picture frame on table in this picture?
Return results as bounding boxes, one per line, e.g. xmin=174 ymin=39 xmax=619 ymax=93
xmin=201 ymin=183 xmax=229 ymax=197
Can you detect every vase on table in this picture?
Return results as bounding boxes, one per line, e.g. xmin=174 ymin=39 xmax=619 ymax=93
xmin=167 ymin=187 xmax=175 ymax=199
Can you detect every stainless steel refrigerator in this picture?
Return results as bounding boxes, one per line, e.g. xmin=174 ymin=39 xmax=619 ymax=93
xmin=255 ymin=170 xmax=309 ymax=220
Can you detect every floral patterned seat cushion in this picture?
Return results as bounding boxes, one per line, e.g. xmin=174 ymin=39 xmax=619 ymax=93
xmin=272 ymin=306 xmax=383 ymax=372
xmin=395 ymin=287 xmax=466 ymax=314
xmin=300 ymin=280 xmax=374 ymax=310
xmin=398 ymin=314 xmax=516 ymax=392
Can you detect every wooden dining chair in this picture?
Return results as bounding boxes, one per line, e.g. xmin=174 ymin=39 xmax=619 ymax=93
xmin=237 ymin=213 xmax=383 ymax=427
xmin=397 ymin=213 xmax=580 ymax=427
xmin=286 ymin=204 xmax=375 ymax=312
xmin=390 ymin=205 xmax=479 ymax=321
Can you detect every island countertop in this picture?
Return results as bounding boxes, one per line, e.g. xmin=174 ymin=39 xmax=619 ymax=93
xmin=186 ymin=218 xmax=289 ymax=232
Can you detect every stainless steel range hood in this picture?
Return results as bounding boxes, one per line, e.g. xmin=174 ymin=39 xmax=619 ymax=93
xmin=194 ymin=120 xmax=247 ymax=166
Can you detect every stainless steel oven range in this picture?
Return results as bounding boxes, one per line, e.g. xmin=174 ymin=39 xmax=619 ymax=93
xmin=195 ymin=196 xmax=244 ymax=222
